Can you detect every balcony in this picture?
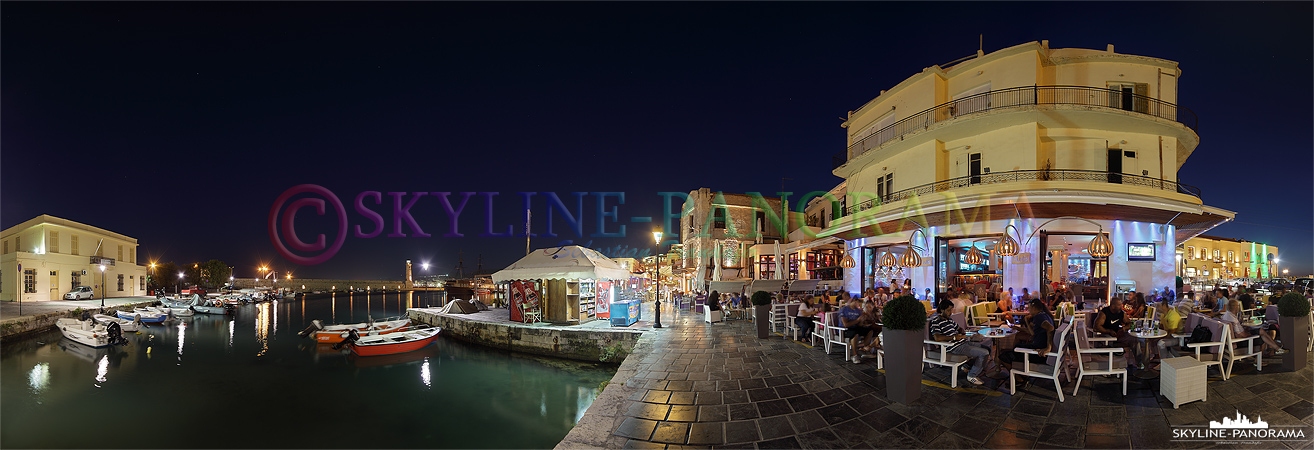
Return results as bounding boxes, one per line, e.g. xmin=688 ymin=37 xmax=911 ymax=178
xmin=841 ymin=169 xmax=1201 ymax=217
xmin=833 ymin=85 xmax=1198 ymax=169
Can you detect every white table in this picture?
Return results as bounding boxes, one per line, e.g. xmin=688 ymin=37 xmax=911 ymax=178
xmin=1161 ymin=356 xmax=1207 ymax=408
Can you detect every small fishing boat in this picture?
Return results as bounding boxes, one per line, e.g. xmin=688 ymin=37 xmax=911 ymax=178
xmin=300 ymin=318 xmax=412 ymax=344
xmin=343 ymin=325 xmax=442 ymax=357
xmin=56 ymin=318 xmax=128 ymax=348
xmin=116 ymin=308 xmax=168 ymax=323
xmin=92 ymin=314 xmax=141 ymax=332
xmin=164 ymin=306 xmax=195 ymax=317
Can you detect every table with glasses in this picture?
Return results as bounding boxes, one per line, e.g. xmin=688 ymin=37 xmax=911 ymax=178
xmin=1130 ymin=328 xmax=1168 ymax=378
xmin=968 ymin=326 xmax=1018 ymax=374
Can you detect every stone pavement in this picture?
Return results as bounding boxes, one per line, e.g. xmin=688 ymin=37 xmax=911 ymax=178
xmin=557 ymin=304 xmax=1314 ymax=449
xmin=1 ymin=296 xmax=155 ymax=321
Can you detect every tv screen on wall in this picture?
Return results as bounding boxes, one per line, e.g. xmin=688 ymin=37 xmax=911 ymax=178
xmin=1127 ymin=243 xmax=1156 ymax=261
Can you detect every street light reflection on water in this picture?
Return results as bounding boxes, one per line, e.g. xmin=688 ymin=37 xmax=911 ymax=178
xmin=1 ymin=291 xmax=616 ymax=449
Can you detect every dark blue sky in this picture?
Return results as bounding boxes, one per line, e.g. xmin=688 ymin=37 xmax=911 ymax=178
xmin=3 ymin=2 xmax=1310 ymax=280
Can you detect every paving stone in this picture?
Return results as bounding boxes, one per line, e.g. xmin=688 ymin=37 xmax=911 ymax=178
xmin=784 ymin=394 xmax=825 ymax=412
xmin=1083 ymin=433 xmax=1130 ymax=449
xmin=616 ymin=417 xmax=659 ymax=440
xmin=696 ymin=391 xmax=723 ymax=405
xmin=786 ymin=410 xmax=829 ymax=434
xmin=859 ymin=406 xmax=909 ymax=432
xmin=670 ymin=392 xmax=698 ymax=405
xmin=687 ymin=422 xmax=724 ymax=446
xmin=645 ymin=390 xmax=674 ymax=404
xmin=894 ymin=416 xmax=947 ymax=445
xmin=755 ymin=398 xmax=794 ymax=418
xmin=628 ymin=402 xmax=673 ymax=421
xmin=754 ymin=415 xmax=794 ymax=440
xmin=983 ymin=428 xmax=1037 ymax=450
xmin=667 ymin=405 xmax=699 ymax=422
xmin=1036 ymin=423 xmax=1085 ymax=448
xmin=753 ymin=436 xmax=801 ymax=449
xmin=748 ymin=387 xmax=779 ymax=402
xmin=721 ymin=390 xmax=750 ymax=405
xmin=774 ymin=383 xmax=807 ymax=398
xmin=651 ymin=422 xmax=690 ymax=445
xmin=924 ymin=431 xmax=979 ymax=449
xmin=722 ymin=420 xmax=759 ymax=444
xmin=998 ymin=410 xmax=1046 ymax=436
xmin=727 ymin=403 xmax=759 ymax=421
xmin=623 ymin=439 xmax=667 ymax=449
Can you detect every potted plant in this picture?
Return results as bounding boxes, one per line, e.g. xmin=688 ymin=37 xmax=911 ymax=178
xmin=751 ymin=291 xmax=773 ymax=338
xmin=880 ymin=294 xmax=928 ymax=404
xmin=1278 ymin=292 xmax=1311 ymax=371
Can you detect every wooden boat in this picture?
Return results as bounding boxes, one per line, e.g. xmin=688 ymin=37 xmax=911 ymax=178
xmin=116 ymin=308 xmax=167 ymax=323
xmin=301 ymin=318 xmax=412 ymax=344
xmin=345 ymin=326 xmax=442 ymax=357
xmin=56 ymin=318 xmax=127 ymax=348
xmin=92 ymin=314 xmax=141 ymax=332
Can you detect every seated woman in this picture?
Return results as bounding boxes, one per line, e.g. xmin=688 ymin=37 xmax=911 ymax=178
xmin=794 ymin=296 xmax=820 ymax=341
xmin=706 ymin=291 xmax=722 ymax=312
xmin=1220 ymin=298 xmax=1280 ymax=357
xmin=1125 ymin=293 xmax=1147 ymax=319
xmin=854 ymin=298 xmax=883 ymax=359
xmin=993 ymin=299 xmax=1056 ymax=378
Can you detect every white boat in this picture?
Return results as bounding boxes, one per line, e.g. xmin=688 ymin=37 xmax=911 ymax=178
xmin=56 ymin=318 xmax=127 ymax=348
xmin=163 ymin=306 xmax=195 ymax=317
xmin=116 ymin=308 xmax=168 ymax=323
xmin=92 ymin=314 xmax=141 ymax=332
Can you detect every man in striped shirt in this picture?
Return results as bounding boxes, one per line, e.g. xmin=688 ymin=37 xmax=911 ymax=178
xmin=929 ymin=301 xmax=991 ymax=385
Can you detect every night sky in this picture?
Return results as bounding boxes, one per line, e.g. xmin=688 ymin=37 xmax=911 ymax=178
xmin=3 ymin=2 xmax=1311 ymax=280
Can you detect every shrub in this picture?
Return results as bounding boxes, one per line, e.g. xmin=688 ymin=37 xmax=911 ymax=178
xmin=881 ymin=294 xmax=927 ymax=330
xmin=1278 ymin=292 xmax=1311 ymax=317
xmin=750 ymin=290 xmax=773 ymax=306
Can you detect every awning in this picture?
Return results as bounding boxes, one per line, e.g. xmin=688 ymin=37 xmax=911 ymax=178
xmin=748 ymin=280 xmax=788 ymax=293
xmin=709 ymin=280 xmax=748 ymax=294
xmin=788 ymin=279 xmax=820 ymax=292
xmin=492 ymin=246 xmax=632 ymax=282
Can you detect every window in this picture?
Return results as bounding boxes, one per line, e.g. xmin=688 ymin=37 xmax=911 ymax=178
xmin=71 ymin=234 xmax=79 ymax=255
xmin=1187 ymin=246 xmax=1194 ymax=259
xmin=1106 ymin=82 xmax=1149 ymax=113
xmin=117 ymin=274 xmax=124 ymax=292
xmin=758 ymin=255 xmax=775 ymax=280
xmin=14 ymin=236 xmax=19 ymax=253
xmin=49 ymin=231 xmax=58 ymax=253
xmin=1228 ymin=251 xmax=1234 ymax=263
xmin=952 ymin=82 xmax=992 ymax=115
xmin=118 ymin=244 xmax=123 ymax=262
xmin=713 ymin=207 xmax=726 ymax=229
xmin=788 ymin=253 xmax=799 ymax=280
xmin=969 ymin=153 xmax=982 ymax=184
xmin=140 ymin=276 xmax=145 ymax=291
xmin=877 ymin=173 xmax=894 ymax=202
xmin=130 ymin=248 xmax=135 ymax=263
xmin=24 ymin=269 xmax=36 ymax=294
xmin=1213 ymin=249 xmax=1221 ymax=261
xmin=2 ymin=240 xmax=6 ymax=254
xmin=71 ymin=271 xmax=82 ymax=289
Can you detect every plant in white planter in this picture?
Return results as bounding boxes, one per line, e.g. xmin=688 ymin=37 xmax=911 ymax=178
xmin=880 ymin=294 xmax=927 ymax=404
xmin=752 ymin=291 xmax=773 ymax=339
xmin=1278 ymin=292 xmax=1311 ymax=371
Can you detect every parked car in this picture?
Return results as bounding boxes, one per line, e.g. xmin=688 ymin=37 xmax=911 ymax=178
xmin=181 ymin=286 xmax=208 ymax=297
xmin=63 ymin=286 xmax=94 ymax=300
xmin=1293 ymin=278 xmax=1313 ymax=296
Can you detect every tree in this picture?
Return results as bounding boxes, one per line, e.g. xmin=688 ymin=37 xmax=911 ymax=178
xmin=202 ymin=260 xmax=231 ymax=288
xmin=152 ymin=262 xmax=180 ymax=292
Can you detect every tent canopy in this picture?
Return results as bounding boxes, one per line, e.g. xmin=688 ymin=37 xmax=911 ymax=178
xmin=708 ymin=280 xmax=748 ymax=295
xmin=492 ymin=246 xmax=632 ymax=282
xmin=749 ymin=280 xmax=788 ymax=294
xmin=788 ymin=279 xmax=820 ymax=292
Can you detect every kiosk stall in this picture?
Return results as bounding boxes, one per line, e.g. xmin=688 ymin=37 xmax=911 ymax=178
xmin=492 ymin=246 xmax=632 ymax=324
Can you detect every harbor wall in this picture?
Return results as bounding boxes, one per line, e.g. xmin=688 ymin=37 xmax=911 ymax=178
xmin=0 ymin=300 xmax=159 ymax=340
xmin=407 ymin=309 xmax=644 ymax=363
xmin=230 ymin=278 xmax=406 ymax=291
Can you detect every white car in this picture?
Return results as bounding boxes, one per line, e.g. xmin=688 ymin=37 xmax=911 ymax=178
xmin=64 ymin=286 xmax=94 ymax=300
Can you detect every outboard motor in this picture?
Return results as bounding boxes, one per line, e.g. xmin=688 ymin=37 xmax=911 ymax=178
xmin=106 ymin=321 xmax=127 ymax=346
xmin=297 ymin=319 xmax=324 ymax=338
xmin=81 ymin=311 xmax=92 ymax=321
xmin=332 ymin=328 xmax=360 ymax=350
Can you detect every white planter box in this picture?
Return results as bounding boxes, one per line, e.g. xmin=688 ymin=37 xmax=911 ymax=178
xmin=1162 ymin=356 xmax=1207 ymax=409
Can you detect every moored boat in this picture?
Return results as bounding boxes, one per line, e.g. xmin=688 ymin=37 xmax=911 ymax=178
xmin=342 ymin=325 xmax=442 ymax=357
xmin=57 ymin=318 xmax=128 ymax=348
xmin=299 ymin=318 xmax=412 ymax=344
xmin=116 ymin=308 xmax=167 ymax=323
xmin=92 ymin=314 xmax=141 ymax=332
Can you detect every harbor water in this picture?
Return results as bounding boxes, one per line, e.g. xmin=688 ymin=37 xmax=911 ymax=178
xmin=1 ymin=292 xmax=616 ymax=449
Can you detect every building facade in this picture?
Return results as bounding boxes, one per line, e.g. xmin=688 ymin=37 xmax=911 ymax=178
xmin=1 ymin=215 xmax=149 ymax=302
xmin=1178 ymin=235 xmax=1279 ymax=283
xmin=679 ymin=188 xmax=783 ymax=289
xmin=824 ymin=41 xmax=1234 ymax=301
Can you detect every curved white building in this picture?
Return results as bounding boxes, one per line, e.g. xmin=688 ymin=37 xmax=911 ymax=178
xmin=826 ymin=41 xmax=1234 ymax=301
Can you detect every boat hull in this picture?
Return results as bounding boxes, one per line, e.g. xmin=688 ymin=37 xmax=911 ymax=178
xmin=92 ymin=314 xmax=140 ymax=332
xmin=116 ymin=310 xmax=167 ymax=323
xmin=314 ymin=319 xmax=411 ymax=344
xmin=57 ymin=319 xmax=113 ymax=348
xmin=349 ymin=327 xmax=441 ymax=357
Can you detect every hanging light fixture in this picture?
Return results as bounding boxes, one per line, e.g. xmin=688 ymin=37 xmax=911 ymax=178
xmin=1088 ymin=231 xmax=1113 ymax=258
xmin=839 ymin=246 xmax=856 ymax=269
xmin=879 ymin=251 xmax=897 ymax=267
xmin=964 ymin=244 xmax=985 ymax=265
xmin=899 ymin=227 xmax=929 ymax=268
xmin=995 ymin=223 xmax=1021 ymax=256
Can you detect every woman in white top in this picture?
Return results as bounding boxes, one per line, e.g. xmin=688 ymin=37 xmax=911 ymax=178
xmin=1219 ymin=300 xmax=1279 ymax=356
xmin=794 ymin=296 xmax=820 ymax=341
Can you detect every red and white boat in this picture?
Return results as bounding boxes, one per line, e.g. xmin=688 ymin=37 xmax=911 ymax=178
xmin=302 ymin=318 xmax=412 ymax=344
xmin=347 ymin=326 xmax=442 ymax=357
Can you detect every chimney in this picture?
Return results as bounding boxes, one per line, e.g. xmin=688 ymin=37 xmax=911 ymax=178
xmin=1106 ymin=44 xmax=1115 ymax=53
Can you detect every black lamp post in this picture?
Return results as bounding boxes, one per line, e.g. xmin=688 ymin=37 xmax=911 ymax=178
xmin=99 ymin=264 xmax=106 ymax=308
xmin=652 ymin=225 xmax=664 ymax=329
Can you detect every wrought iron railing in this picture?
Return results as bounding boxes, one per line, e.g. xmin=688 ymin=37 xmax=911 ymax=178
xmin=834 ymin=85 xmax=1198 ymax=169
xmin=840 ymin=169 xmax=1201 ymax=217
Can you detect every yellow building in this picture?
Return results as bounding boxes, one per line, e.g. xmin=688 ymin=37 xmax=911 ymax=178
xmin=1178 ymin=235 xmax=1279 ymax=282
xmin=823 ymin=41 xmax=1234 ymax=300
xmin=1 ymin=215 xmax=148 ymax=302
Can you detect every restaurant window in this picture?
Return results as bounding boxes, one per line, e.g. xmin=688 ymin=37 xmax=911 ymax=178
xmin=71 ymin=271 xmax=82 ymax=289
xmin=117 ymin=274 xmax=124 ymax=292
xmin=788 ymin=253 xmax=800 ymax=280
xmin=71 ymin=234 xmax=79 ymax=255
xmin=49 ymin=231 xmax=58 ymax=253
xmin=758 ymin=255 xmax=775 ymax=280
xmin=24 ymin=269 xmax=36 ymax=293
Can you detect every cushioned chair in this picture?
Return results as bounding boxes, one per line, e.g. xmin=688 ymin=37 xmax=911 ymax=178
xmin=924 ymin=320 xmax=971 ymax=388
xmin=702 ymin=304 xmax=723 ymax=323
xmin=1072 ymin=320 xmax=1127 ymax=396
xmin=782 ymin=303 xmax=802 ymax=340
xmin=1009 ymin=322 xmax=1074 ymax=402
xmin=1185 ymin=318 xmax=1229 ymax=380
xmin=967 ymin=302 xmax=996 ymax=327
xmin=812 ymin=313 xmax=851 ymax=359
xmin=1223 ymin=321 xmax=1263 ymax=378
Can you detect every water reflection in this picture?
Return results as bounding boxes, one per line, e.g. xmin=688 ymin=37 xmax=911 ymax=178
xmin=178 ymin=321 xmax=187 ymax=360
xmin=255 ymin=302 xmax=270 ymax=357
xmin=421 ymin=357 xmax=431 ymax=389
xmin=228 ymin=320 xmax=234 ymax=347
xmin=95 ymin=355 xmax=108 ymax=385
xmin=28 ymin=363 xmax=49 ymax=394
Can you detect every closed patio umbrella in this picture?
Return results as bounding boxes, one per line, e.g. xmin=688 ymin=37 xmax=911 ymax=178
xmin=774 ymin=240 xmax=784 ymax=280
xmin=713 ymin=241 xmax=723 ymax=281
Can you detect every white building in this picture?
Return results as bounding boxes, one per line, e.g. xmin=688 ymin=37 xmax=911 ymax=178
xmin=825 ymin=41 xmax=1234 ymax=301
xmin=1 ymin=215 xmax=148 ymax=302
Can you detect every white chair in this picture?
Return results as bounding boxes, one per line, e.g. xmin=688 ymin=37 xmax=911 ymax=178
xmin=812 ymin=313 xmax=851 ymax=359
xmin=1009 ymin=322 xmax=1073 ymax=402
xmin=1185 ymin=317 xmax=1229 ymax=380
xmin=1223 ymin=321 xmax=1263 ymax=378
xmin=520 ymin=301 xmax=543 ymax=324
xmin=966 ymin=302 xmax=997 ymax=327
xmin=1071 ymin=320 xmax=1127 ymax=396
xmin=782 ymin=303 xmax=802 ymax=340
xmin=702 ymin=304 xmax=723 ymax=323
xmin=770 ymin=303 xmax=790 ymax=332
xmin=924 ymin=321 xmax=971 ymax=388
xmin=1173 ymin=313 xmax=1206 ymax=347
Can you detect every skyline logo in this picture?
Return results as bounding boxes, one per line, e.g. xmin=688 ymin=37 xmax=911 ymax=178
xmin=1173 ymin=410 xmax=1307 ymax=444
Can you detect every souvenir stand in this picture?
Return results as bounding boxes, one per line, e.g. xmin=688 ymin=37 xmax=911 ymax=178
xmin=492 ymin=246 xmax=632 ymax=324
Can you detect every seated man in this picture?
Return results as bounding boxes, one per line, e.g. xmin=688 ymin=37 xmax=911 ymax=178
xmin=838 ymin=297 xmax=875 ymax=364
xmin=1094 ymin=296 xmax=1139 ymax=367
xmin=929 ymin=302 xmax=990 ymax=384
xmin=1154 ymin=301 xmax=1190 ymax=363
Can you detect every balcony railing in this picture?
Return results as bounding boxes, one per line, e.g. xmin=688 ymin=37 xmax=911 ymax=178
xmin=834 ymin=85 xmax=1198 ymax=169
xmin=840 ymin=169 xmax=1201 ymax=217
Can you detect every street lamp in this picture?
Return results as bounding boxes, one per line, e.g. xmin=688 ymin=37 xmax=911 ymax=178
xmin=99 ymin=264 xmax=107 ymax=308
xmin=178 ymin=272 xmax=184 ymax=295
xmin=652 ymin=225 xmax=664 ymax=329
xmin=149 ymin=262 xmax=157 ymax=295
